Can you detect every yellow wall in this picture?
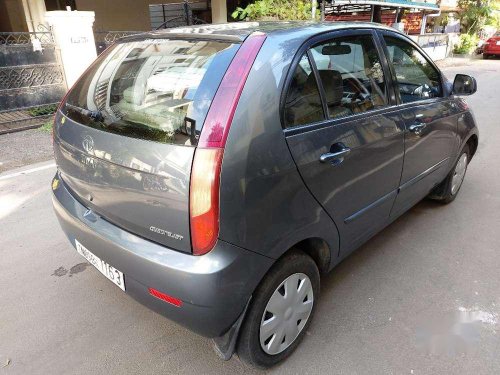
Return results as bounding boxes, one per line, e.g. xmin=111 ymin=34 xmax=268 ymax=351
xmin=75 ymin=0 xmax=181 ymax=31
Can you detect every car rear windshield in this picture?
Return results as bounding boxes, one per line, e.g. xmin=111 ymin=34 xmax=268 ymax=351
xmin=61 ymin=38 xmax=240 ymax=145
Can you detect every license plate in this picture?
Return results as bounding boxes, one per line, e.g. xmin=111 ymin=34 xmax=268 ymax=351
xmin=75 ymin=239 xmax=125 ymax=291
xmin=496 ymin=41 xmax=500 ymax=45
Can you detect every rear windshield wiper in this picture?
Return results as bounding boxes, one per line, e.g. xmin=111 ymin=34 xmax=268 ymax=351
xmin=65 ymin=103 xmax=104 ymax=122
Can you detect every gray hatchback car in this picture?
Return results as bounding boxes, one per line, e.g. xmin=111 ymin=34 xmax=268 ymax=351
xmin=52 ymin=22 xmax=479 ymax=367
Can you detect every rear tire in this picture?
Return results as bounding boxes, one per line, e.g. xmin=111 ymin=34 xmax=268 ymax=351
xmin=428 ymin=144 xmax=470 ymax=204
xmin=236 ymin=250 xmax=320 ymax=368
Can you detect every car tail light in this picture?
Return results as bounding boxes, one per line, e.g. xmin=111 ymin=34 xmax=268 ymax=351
xmin=190 ymin=32 xmax=266 ymax=256
xmin=149 ymin=288 xmax=183 ymax=307
xmin=190 ymin=148 xmax=223 ymax=255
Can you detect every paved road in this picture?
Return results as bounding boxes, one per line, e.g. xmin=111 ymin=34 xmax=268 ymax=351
xmin=1 ymin=60 xmax=499 ymax=375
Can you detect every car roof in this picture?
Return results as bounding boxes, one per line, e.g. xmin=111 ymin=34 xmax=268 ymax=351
xmin=121 ymin=21 xmax=397 ymax=43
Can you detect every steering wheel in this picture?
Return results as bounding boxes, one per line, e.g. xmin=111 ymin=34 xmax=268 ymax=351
xmin=344 ymin=77 xmax=368 ymax=101
xmin=411 ymin=83 xmax=431 ymax=98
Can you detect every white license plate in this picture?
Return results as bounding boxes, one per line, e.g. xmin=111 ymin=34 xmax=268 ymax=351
xmin=496 ymin=41 xmax=500 ymax=45
xmin=75 ymin=239 xmax=125 ymax=291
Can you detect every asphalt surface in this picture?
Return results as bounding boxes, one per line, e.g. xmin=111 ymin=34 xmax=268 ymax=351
xmin=1 ymin=60 xmax=499 ymax=375
xmin=0 ymin=129 xmax=53 ymax=173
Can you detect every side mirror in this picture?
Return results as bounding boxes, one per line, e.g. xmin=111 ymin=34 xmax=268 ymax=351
xmin=452 ymin=74 xmax=477 ymax=96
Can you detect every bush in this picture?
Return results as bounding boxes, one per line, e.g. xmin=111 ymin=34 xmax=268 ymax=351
xmin=453 ymin=34 xmax=479 ymax=54
xmin=27 ymin=104 xmax=58 ymax=117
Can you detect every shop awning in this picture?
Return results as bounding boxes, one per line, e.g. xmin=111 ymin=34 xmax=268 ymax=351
xmin=330 ymin=0 xmax=439 ymax=11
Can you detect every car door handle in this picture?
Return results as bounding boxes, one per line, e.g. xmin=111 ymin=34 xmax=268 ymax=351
xmin=408 ymin=122 xmax=427 ymax=136
xmin=319 ymin=147 xmax=351 ymax=164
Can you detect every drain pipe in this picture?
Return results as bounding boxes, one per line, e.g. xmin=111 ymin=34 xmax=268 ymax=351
xmin=22 ymin=0 xmax=36 ymax=32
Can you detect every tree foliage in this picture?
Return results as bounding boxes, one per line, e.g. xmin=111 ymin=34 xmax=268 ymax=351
xmin=231 ymin=0 xmax=318 ymax=21
xmin=486 ymin=0 xmax=500 ymax=28
xmin=457 ymin=0 xmax=494 ymax=34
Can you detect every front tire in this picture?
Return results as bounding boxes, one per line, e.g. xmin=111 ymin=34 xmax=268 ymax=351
xmin=236 ymin=250 xmax=320 ymax=368
xmin=428 ymin=144 xmax=470 ymax=204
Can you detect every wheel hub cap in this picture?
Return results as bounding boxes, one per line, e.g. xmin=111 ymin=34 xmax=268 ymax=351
xmin=259 ymin=273 xmax=314 ymax=355
xmin=451 ymin=153 xmax=467 ymax=195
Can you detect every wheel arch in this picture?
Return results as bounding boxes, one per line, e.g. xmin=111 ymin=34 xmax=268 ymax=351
xmin=465 ymin=133 xmax=478 ymax=160
xmin=283 ymin=237 xmax=332 ymax=275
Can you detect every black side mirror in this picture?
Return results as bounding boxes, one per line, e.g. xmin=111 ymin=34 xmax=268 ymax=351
xmin=452 ymin=74 xmax=477 ymax=96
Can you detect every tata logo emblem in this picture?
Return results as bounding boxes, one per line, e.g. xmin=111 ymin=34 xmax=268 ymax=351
xmin=82 ymin=135 xmax=94 ymax=153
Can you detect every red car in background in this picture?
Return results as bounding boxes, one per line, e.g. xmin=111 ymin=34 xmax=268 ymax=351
xmin=484 ymin=32 xmax=500 ymax=58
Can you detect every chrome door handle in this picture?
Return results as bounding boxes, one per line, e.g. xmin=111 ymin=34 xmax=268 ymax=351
xmin=319 ymin=147 xmax=351 ymax=164
xmin=408 ymin=122 xmax=427 ymax=136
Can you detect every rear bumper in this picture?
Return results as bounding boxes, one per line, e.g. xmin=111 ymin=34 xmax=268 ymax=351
xmin=51 ymin=172 xmax=273 ymax=338
xmin=484 ymin=45 xmax=500 ymax=55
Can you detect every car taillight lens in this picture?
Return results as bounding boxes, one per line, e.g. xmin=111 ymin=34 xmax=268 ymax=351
xmin=189 ymin=32 xmax=266 ymax=256
xmin=190 ymin=148 xmax=223 ymax=255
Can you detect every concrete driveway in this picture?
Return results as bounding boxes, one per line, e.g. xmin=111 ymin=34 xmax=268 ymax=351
xmin=1 ymin=60 xmax=499 ymax=374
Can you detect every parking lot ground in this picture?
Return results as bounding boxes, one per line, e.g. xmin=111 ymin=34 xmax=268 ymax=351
xmin=1 ymin=59 xmax=500 ymax=375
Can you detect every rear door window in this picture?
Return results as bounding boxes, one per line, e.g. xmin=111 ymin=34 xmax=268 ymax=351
xmin=284 ymin=54 xmax=325 ymax=128
xmin=62 ymin=39 xmax=239 ymax=145
xmin=309 ymin=35 xmax=388 ymax=119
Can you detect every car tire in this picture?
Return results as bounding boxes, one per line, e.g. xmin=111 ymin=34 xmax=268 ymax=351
xmin=428 ymin=144 xmax=470 ymax=204
xmin=483 ymin=53 xmax=489 ymax=59
xmin=236 ymin=250 xmax=320 ymax=368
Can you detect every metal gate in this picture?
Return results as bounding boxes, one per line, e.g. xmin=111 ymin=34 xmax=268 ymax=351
xmin=150 ymin=1 xmax=209 ymax=30
xmin=94 ymin=31 xmax=142 ymax=55
xmin=0 ymin=25 xmax=66 ymax=134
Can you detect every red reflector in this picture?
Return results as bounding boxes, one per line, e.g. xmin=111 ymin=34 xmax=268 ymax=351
xmin=198 ymin=32 xmax=266 ymax=148
xmin=149 ymin=288 xmax=183 ymax=307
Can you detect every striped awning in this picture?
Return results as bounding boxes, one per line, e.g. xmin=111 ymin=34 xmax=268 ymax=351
xmin=331 ymin=0 xmax=440 ymax=11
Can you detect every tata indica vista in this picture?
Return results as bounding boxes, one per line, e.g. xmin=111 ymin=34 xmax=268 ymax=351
xmin=51 ymin=22 xmax=479 ymax=367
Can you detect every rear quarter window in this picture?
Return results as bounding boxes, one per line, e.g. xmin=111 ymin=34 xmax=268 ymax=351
xmin=62 ymin=38 xmax=239 ymax=145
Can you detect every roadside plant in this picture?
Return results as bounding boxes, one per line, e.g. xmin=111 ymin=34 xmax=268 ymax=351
xmin=453 ymin=33 xmax=479 ymax=54
xmin=440 ymin=14 xmax=449 ymax=27
xmin=38 ymin=120 xmax=53 ymax=133
xmin=27 ymin=104 xmax=58 ymax=117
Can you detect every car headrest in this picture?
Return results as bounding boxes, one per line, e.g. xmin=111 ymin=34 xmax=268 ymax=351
xmin=306 ymin=70 xmax=343 ymax=106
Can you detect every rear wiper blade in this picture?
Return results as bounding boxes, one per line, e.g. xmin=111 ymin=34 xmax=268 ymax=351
xmin=65 ymin=103 xmax=104 ymax=122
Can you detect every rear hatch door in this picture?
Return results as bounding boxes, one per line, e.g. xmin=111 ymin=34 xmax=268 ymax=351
xmin=54 ymin=36 xmax=240 ymax=253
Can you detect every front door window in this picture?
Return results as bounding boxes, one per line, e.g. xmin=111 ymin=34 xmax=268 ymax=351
xmin=383 ymin=36 xmax=442 ymax=103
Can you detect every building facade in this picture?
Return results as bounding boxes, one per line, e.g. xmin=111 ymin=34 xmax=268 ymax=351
xmin=0 ymin=0 xmax=232 ymax=32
